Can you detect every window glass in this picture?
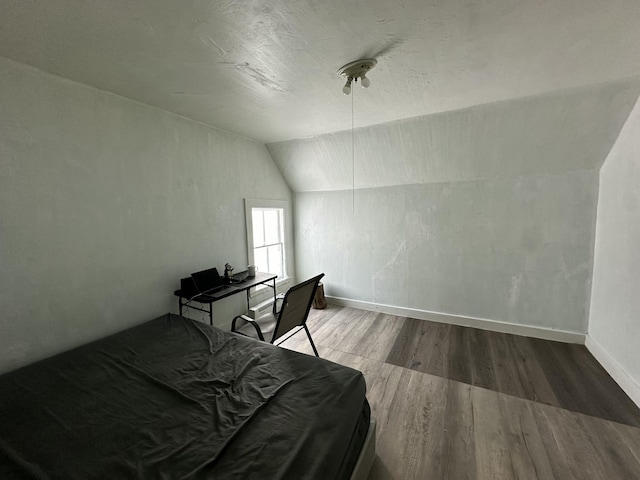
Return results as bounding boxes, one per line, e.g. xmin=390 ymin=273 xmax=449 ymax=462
xmin=254 ymin=247 xmax=268 ymax=274
xmin=252 ymin=211 xmax=265 ymax=247
xmin=245 ymin=200 xmax=288 ymax=280
xmin=267 ymin=244 xmax=283 ymax=277
xmin=263 ymin=209 xmax=280 ymax=245
xmin=253 ymin=208 xmax=284 ymax=275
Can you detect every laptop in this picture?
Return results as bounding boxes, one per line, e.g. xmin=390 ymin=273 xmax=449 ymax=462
xmin=191 ymin=267 xmax=238 ymax=298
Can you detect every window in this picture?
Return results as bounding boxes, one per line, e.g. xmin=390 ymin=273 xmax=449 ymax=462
xmin=245 ymin=199 xmax=289 ymax=280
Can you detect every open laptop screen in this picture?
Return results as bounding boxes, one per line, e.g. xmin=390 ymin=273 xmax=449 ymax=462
xmin=191 ymin=267 xmax=223 ymax=294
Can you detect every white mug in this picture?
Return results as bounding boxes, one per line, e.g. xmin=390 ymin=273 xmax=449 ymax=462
xmin=247 ymin=265 xmax=258 ymax=277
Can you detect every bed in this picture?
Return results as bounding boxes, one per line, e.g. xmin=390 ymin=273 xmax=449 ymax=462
xmin=0 ymin=313 xmax=375 ymax=479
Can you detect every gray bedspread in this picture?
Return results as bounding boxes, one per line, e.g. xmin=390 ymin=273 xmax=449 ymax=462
xmin=0 ymin=313 xmax=368 ymax=479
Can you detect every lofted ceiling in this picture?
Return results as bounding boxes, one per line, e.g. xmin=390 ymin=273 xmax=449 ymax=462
xmin=268 ymin=78 xmax=640 ymax=191
xmin=1 ymin=0 xmax=640 ymax=143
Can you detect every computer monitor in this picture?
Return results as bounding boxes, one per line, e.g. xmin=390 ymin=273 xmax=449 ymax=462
xmin=180 ymin=277 xmax=199 ymax=299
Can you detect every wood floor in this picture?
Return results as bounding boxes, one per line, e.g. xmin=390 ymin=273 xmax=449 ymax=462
xmin=279 ymin=305 xmax=640 ymax=480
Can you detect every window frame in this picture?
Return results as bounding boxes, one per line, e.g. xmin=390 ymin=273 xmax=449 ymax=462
xmin=244 ymin=199 xmax=291 ymax=282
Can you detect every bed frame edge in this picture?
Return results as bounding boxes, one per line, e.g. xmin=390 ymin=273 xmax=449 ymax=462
xmin=349 ymin=418 xmax=377 ymax=480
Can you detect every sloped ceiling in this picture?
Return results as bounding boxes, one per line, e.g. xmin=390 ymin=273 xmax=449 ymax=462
xmin=268 ymin=78 xmax=640 ymax=192
xmin=1 ymin=0 xmax=640 ymax=143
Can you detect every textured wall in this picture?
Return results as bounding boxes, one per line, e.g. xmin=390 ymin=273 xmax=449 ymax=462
xmin=0 ymin=57 xmax=293 ymax=373
xmin=295 ymin=171 xmax=598 ymax=331
xmin=589 ymin=95 xmax=640 ymax=390
xmin=274 ymin=79 xmax=640 ymax=333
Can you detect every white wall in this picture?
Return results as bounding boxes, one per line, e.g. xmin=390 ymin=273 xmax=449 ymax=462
xmin=589 ymin=95 xmax=640 ymax=402
xmin=0 ymin=57 xmax=293 ymax=373
xmin=294 ymin=172 xmax=598 ymax=333
xmin=271 ymin=79 xmax=640 ymax=334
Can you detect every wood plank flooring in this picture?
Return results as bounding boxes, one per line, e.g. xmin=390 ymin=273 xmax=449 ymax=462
xmin=385 ymin=317 xmax=640 ymax=427
xmin=279 ymin=305 xmax=640 ymax=480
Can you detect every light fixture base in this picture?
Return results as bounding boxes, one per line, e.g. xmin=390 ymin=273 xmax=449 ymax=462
xmin=337 ymin=59 xmax=377 ymax=80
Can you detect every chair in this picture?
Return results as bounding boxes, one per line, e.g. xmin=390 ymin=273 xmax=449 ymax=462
xmin=231 ymin=273 xmax=325 ymax=356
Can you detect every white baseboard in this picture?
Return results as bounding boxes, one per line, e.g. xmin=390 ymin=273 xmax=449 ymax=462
xmin=585 ymin=335 xmax=640 ymax=409
xmin=326 ymin=296 xmax=586 ymax=344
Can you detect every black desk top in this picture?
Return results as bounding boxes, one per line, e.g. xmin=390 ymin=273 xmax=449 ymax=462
xmin=174 ymin=272 xmax=277 ymax=304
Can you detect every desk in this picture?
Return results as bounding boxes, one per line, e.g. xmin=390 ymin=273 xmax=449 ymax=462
xmin=174 ymin=272 xmax=277 ymax=325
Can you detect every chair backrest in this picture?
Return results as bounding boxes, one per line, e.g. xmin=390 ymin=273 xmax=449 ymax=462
xmin=271 ymin=273 xmax=324 ymax=342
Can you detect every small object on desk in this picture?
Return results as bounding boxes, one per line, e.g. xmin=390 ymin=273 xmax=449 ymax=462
xmin=224 ymin=263 xmax=234 ymax=283
xmin=247 ymin=264 xmax=258 ymax=277
xmin=232 ymin=271 xmax=249 ymax=283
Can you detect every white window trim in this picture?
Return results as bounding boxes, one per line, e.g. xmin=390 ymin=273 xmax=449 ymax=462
xmin=244 ymin=199 xmax=292 ymax=288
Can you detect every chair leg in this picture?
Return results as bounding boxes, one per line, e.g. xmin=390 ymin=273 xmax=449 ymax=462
xmin=304 ymin=325 xmax=320 ymax=357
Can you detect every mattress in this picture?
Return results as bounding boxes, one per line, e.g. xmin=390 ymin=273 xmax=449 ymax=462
xmin=0 ymin=313 xmax=369 ymax=479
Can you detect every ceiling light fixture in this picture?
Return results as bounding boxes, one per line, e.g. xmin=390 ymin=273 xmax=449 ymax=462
xmin=342 ymin=77 xmax=353 ymax=95
xmin=337 ymin=59 xmax=377 ymax=95
xmin=337 ymin=58 xmax=377 ymax=212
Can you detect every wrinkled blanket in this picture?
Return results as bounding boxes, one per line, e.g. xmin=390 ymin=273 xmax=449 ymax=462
xmin=0 ymin=314 xmax=368 ymax=479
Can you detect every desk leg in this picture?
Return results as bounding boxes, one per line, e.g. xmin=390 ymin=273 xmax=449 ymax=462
xmin=272 ymin=278 xmax=279 ymax=314
xmin=179 ymin=297 xmax=183 ymax=317
xmin=209 ymin=303 xmax=213 ymax=326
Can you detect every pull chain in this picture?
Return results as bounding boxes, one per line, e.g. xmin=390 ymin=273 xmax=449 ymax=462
xmin=351 ymin=83 xmax=355 ymax=212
